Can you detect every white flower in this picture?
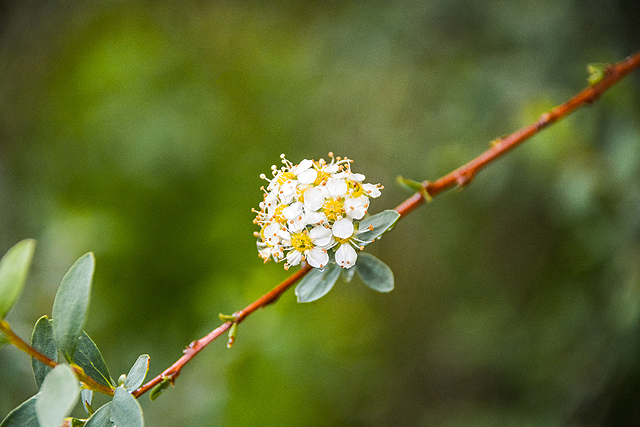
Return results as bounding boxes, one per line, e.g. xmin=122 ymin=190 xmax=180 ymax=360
xmin=254 ymin=153 xmax=385 ymax=271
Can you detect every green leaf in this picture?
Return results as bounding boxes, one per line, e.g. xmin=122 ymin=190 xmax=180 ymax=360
xmin=35 ymin=364 xmax=80 ymax=427
xmin=357 ymin=210 xmax=401 ymax=244
xmin=356 ymin=253 xmax=394 ymax=293
xmin=74 ymin=331 xmax=115 ymax=388
xmin=112 ymin=387 xmax=144 ymax=427
xmin=0 ymin=239 xmax=36 ymax=319
xmin=149 ymin=378 xmax=172 ymax=401
xmin=31 ymin=315 xmax=58 ymax=388
xmin=84 ymin=403 xmax=113 ymax=427
xmin=0 ymin=396 xmax=39 ymax=427
xmin=295 ymin=263 xmax=341 ymax=303
xmin=124 ymin=354 xmax=150 ymax=392
xmin=52 ymin=253 xmax=95 ymax=361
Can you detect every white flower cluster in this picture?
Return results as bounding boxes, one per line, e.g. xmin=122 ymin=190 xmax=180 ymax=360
xmin=254 ymin=153 xmax=382 ymax=270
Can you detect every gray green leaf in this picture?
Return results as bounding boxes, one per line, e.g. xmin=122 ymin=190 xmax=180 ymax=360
xmin=35 ymin=364 xmax=80 ymax=427
xmin=357 ymin=210 xmax=400 ymax=244
xmin=124 ymin=354 xmax=150 ymax=392
xmin=295 ymin=263 xmax=341 ymax=303
xmin=84 ymin=402 xmax=114 ymax=427
xmin=74 ymin=331 xmax=115 ymax=388
xmin=112 ymin=387 xmax=144 ymax=427
xmin=0 ymin=395 xmax=39 ymax=427
xmin=356 ymin=253 xmax=394 ymax=293
xmin=0 ymin=239 xmax=36 ymax=319
xmin=52 ymin=253 xmax=95 ymax=361
xmin=31 ymin=315 xmax=58 ymax=388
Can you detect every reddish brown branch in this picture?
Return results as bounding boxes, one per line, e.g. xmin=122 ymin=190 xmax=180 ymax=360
xmin=133 ymin=50 xmax=640 ymax=399
xmin=394 ymin=50 xmax=640 ymax=217
xmin=132 ymin=265 xmax=312 ymax=398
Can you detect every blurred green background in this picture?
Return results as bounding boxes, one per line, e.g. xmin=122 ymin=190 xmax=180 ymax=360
xmin=1 ymin=1 xmax=639 ymax=425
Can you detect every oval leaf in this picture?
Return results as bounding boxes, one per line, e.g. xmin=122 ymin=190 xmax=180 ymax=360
xmin=35 ymin=364 xmax=80 ymax=427
xmin=124 ymin=354 xmax=150 ymax=392
xmin=357 ymin=210 xmax=400 ymax=243
xmin=84 ymin=402 xmax=113 ymax=427
xmin=0 ymin=396 xmax=39 ymax=427
xmin=112 ymin=387 xmax=144 ymax=427
xmin=52 ymin=253 xmax=95 ymax=361
xmin=295 ymin=263 xmax=341 ymax=303
xmin=74 ymin=331 xmax=115 ymax=388
xmin=0 ymin=239 xmax=36 ymax=319
xmin=31 ymin=316 xmax=58 ymax=388
xmin=356 ymin=253 xmax=394 ymax=293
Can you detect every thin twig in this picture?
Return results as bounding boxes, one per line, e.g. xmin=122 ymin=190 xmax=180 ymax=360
xmin=132 ymin=50 xmax=640 ymax=399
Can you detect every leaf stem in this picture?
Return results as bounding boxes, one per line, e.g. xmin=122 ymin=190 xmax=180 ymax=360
xmin=132 ymin=50 xmax=640 ymax=399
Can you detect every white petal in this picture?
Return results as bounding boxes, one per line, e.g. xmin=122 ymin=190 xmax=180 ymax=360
xmin=292 ymin=159 xmax=313 ymax=174
xmin=282 ymin=202 xmax=303 ymax=220
xmin=326 ymin=177 xmax=348 ymax=198
xmin=297 ymin=168 xmax=318 ymax=185
xmin=286 ymin=250 xmax=302 ymax=266
xmin=278 ymin=180 xmax=298 ymax=204
xmin=324 ymin=164 xmax=339 ymax=173
xmin=335 ymin=244 xmax=357 ymax=268
xmin=362 ymin=183 xmax=381 ymax=198
xmin=350 ymin=172 xmax=365 ymax=182
xmin=305 ymin=210 xmax=327 ymax=225
xmin=332 ymin=217 xmax=354 ymax=239
xmin=309 ymin=225 xmax=332 ymax=247
xmin=287 ymin=215 xmax=306 ymax=233
xmin=303 ymin=186 xmax=325 ymax=211
xmin=344 ymin=197 xmax=367 ymax=220
xmin=306 ymin=247 xmax=329 ymax=268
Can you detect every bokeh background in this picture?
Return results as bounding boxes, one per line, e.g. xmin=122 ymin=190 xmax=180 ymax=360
xmin=1 ymin=1 xmax=639 ymax=425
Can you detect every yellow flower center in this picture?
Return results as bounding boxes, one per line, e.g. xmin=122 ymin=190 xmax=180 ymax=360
xmin=323 ymin=198 xmax=344 ymax=222
xmin=291 ymin=231 xmax=313 ymax=252
xmin=314 ymin=170 xmax=331 ymax=185
xmin=348 ymin=181 xmax=364 ymax=198
xmin=273 ymin=204 xmax=287 ymax=224
xmin=276 ymin=171 xmax=295 ymax=185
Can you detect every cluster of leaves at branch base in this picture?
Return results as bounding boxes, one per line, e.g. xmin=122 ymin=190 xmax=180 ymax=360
xmin=0 ymin=242 xmax=149 ymax=427
xmin=253 ymin=153 xmax=384 ymax=270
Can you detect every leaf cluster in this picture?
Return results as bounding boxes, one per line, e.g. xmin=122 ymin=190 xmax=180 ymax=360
xmin=0 ymin=241 xmax=151 ymax=427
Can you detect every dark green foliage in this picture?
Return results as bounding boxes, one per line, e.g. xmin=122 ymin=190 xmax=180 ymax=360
xmin=74 ymin=331 xmax=115 ymax=389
